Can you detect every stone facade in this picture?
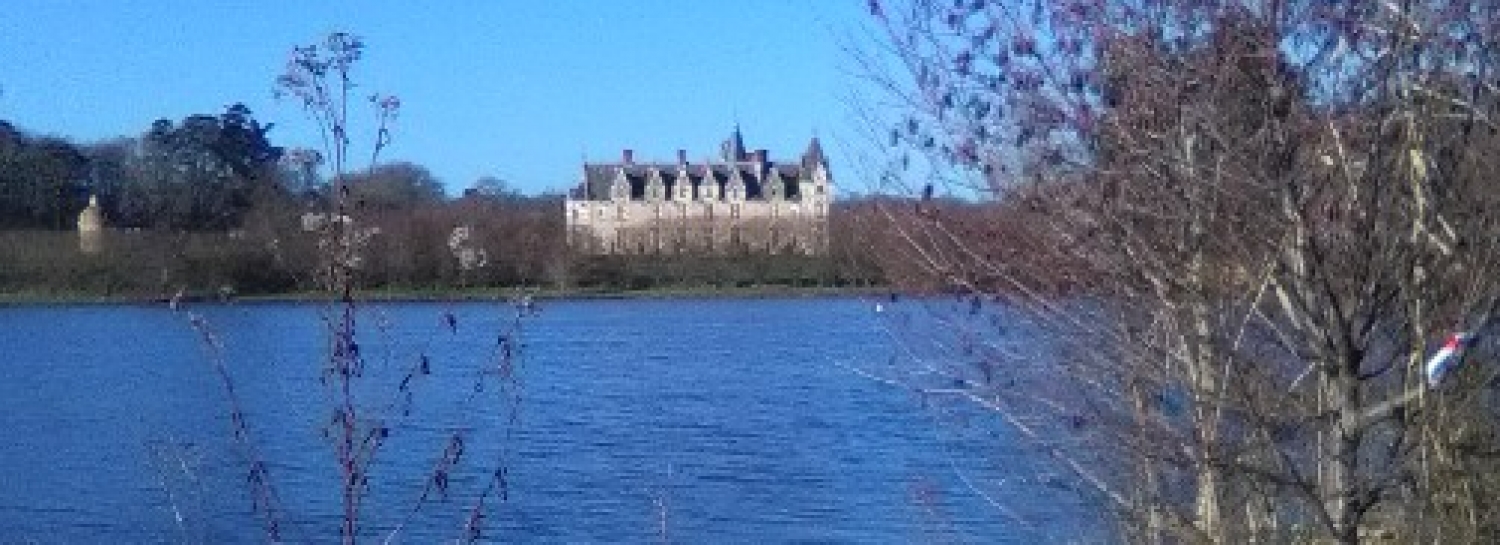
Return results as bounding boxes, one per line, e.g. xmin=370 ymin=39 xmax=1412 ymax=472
xmin=566 ymin=128 xmax=832 ymax=254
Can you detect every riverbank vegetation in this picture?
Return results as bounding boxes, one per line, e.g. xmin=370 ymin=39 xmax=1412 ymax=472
xmin=0 ymin=200 xmax=891 ymax=300
xmin=859 ymin=1 xmax=1500 ymax=543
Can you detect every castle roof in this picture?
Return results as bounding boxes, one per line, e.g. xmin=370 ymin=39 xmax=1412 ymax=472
xmin=572 ymin=129 xmax=829 ymax=201
xmin=576 ymin=162 xmax=805 ymax=201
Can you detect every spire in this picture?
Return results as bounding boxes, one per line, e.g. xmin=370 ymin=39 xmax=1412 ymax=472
xmin=802 ymin=136 xmax=827 ymax=169
xmin=721 ymin=124 xmax=746 ymax=162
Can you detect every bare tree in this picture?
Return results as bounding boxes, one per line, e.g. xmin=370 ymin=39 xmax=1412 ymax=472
xmin=855 ymin=1 xmax=1500 ymax=542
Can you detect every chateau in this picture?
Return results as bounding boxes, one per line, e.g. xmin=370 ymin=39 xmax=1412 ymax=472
xmin=565 ymin=128 xmax=832 ymax=254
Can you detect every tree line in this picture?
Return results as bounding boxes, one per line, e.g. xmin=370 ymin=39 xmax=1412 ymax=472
xmin=1 ymin=104 xmax=455 ymax=232
xmin=0 ymin=111 xmax=892 ymax=297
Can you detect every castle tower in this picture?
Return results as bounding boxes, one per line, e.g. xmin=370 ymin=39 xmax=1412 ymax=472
xmin=77 ymin=194 xmax=105 ymax=254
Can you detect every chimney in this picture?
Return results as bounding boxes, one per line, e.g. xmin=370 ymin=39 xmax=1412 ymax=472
xmin=677 ymin=149 xmax=687 ymax=165
xmin=622 ymin=149 xmax=634 ymax=165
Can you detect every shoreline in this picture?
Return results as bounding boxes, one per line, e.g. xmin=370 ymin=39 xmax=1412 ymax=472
xmin=0 ymin=284 xmax=891 ymax=306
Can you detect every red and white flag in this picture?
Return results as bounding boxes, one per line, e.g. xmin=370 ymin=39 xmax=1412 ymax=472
xmin=1425 ymin=332 xmax=1471 ymax=388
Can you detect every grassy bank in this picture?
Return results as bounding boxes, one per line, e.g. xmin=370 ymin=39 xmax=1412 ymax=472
xmin=0 ymin=227 xmax=887 ymax=305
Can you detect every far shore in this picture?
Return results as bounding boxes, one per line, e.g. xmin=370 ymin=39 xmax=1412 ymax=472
xmin=0 ymin=284 xmax=892 ymax=306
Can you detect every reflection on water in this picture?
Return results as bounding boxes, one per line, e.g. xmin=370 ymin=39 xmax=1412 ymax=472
xmin=0 ymin=298 xmax=1099 ymax=543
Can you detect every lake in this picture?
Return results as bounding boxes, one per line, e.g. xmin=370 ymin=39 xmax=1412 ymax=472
xmin=0 ymin=297 xmax=1100 ymax=543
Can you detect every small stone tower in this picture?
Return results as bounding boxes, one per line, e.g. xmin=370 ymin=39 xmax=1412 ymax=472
xmin=77 ymin=195 xmax=104 ymax=254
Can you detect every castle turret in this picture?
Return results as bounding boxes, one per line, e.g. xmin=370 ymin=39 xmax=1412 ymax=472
xmin=801 ymin=136 xmax=827 ymax=171
xmin=721 ymin=125 xmax=747 ymax=162
xmin=77 ymin=194 xmax=104 ymax=254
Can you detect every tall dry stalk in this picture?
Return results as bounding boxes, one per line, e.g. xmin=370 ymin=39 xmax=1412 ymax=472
xmin=168 ymin=31 xmax=526 ymax=543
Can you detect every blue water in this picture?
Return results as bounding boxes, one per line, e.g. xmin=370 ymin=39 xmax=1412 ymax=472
xmin=0 ymin=297 xmax=1099 ymax=543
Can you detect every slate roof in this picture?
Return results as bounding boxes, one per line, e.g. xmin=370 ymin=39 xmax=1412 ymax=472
xmin=576 ymin=161 xmax=807 ymax=201
xmin=572 ymin=130 xmax=828 ymax=202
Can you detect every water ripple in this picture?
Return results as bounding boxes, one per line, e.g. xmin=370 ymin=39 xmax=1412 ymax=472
xmin=0 ymin=298 xmax=1099 ymax=543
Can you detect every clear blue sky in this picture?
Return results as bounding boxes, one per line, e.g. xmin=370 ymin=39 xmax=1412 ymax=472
xmin=0 ymin=1 xmax=870 ymax=195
